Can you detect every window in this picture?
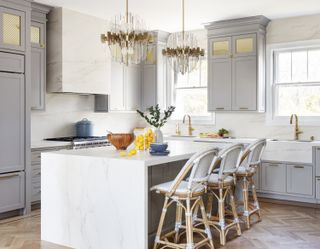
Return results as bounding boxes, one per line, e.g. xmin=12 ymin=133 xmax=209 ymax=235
xmin=273 ymin=48 xmax=320 ymax=118
xmin=169 ymin=59 xmax=214 ymax=123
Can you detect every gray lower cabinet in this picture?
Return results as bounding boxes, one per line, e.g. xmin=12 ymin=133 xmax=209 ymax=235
xmin=287 ymin=164 xmax=313 ymax=196
xmin=31 ymin=47 xmax=45 ymax=110
xmin=316 ymin=178 xmax=320 ymax=200
xmin=0 ymin=72 xmax=25 ymax=174
xmin=0 ymin=52 xmax=24 ymax=73
xmin=261 ymin=162 xmax=286 ymax=193
xmin=0 ymin=172 xmax=25 ymax=213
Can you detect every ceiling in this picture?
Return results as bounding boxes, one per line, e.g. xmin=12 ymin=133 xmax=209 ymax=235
xmin=37 ymin=0 xmax=320 ymax=32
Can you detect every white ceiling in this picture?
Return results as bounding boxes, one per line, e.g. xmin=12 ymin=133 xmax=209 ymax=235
xmin=37 ymin=0 xmax=320 ymax=32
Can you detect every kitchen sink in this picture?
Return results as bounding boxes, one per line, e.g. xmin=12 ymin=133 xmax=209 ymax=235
xmin=170 ymin=135 xmax=197 ymax=138
xmin=270 ymin=139 xmax=313 ymax=143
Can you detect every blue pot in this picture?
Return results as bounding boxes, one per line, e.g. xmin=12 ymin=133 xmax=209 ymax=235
xmin=76 ymin=118 xmax=93 ymax=137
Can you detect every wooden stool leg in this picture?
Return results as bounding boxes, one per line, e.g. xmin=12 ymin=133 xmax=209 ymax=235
xmin=199 ymin=198 xmax=214 ymax=249
xmin=229 ymin=188 xmax=241 ymax=236
xmin=174 ymin=202 xmax=183 ymax=243
xmin=218 ymin=188 xmax=226 ymax=245
xmin=250 ymin=177 xmax=262 ymax=221
xmin=242 ymin=177 xmax=250 ymax=229
xmin=185 ymin=199 xmax=194 ymax=249
xmin=153 ymin=197 xmax=169 ymax=249
xmin=206 ymin=193 xmax=213 ymax=219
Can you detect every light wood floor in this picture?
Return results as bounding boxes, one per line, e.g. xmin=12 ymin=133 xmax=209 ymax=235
xmin=0 ymin=202 xmax=319 ymax=249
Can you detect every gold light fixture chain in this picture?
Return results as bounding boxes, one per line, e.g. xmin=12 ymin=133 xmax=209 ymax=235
xmin=182 ymin=0 xmax=185 ymax=43
xmin=126 ymin=0 xmax=129 ymax=24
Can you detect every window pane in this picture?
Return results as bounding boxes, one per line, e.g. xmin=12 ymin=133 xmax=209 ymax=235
xmin=176 ymin=73 xmax=188 ymax=87
xmin=277 ymin=52 xmax=291 ymax=83
xmin=292 ymin=51 xmax=307 ymax=82
xmin=308 ymin=49 xmax=320 ymax=81
xmin=276 ymin=85 xmax=320 ymax=116
xmin=188 ymin=66 xmax=200 ymax=86
xmin=173 ymin=88 xmax=209 ymax=118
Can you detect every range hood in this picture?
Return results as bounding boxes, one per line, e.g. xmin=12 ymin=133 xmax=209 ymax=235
xmin=47 ymin=8 xmax=111 ymax=95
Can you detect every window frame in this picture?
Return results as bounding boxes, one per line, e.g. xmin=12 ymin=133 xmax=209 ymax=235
xmin=266 ymin=40 xmax=320 ymax=126
xmin=167 ymin=58 xmax=215 ymax=125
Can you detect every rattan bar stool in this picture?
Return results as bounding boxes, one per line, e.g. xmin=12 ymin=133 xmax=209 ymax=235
xmin=236 ymin=139 xmax=266 ymax=229
xmin=151 ymin=147 xmax=219 ymax=249
xmin=204 ymin=144 xmax=244 ymax=246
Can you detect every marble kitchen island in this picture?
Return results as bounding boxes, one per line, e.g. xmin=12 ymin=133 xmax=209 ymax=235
xmin=41 ymin=140 xmax=227 ymax=249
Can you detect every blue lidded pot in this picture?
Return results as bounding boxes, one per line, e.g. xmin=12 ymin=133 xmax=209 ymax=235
xmin=76 ymin=118 xmax=93 ymax=137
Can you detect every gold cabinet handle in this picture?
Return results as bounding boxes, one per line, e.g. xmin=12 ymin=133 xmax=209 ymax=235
xmin=268 ymin=164 xmax=279 ymax=167
xmin=216 ymin=107 xmax=225 ymax=110
xmin=239 ymin=107 xmax=249 ymax=110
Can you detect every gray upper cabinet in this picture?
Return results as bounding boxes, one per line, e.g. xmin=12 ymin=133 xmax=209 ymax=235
xmin=208 ymin=58 xmax=232 ymax=111
xmin=109 ymin=62 xmax=141 ymax=112
xmin=141 ymin=31 xmax=169 ymax=111
xmin=0 ymin=7 xmax=26 ymax=52
xmin=205 ymin=16 xmax=270 ymax=112
xmin=31 ymin=4 xmax=50 ymax=110
xmin=0 ymin=72 xmax=25 ymax=173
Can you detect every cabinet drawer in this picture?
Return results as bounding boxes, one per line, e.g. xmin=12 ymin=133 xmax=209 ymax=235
xmin=0 ymin=172 xmax=25 ymax=212
xmin=287 ymin=165 xmax=313 ymax=196
xmin=316 ymin=178 xmax=320 ymax=200
xmin=261 ymin=163 xmax=286 ymax=193
xmin=0 ymin=52 xmax=24 ymax=73
xmin=31 ymin=151 xmax=41 ymax=164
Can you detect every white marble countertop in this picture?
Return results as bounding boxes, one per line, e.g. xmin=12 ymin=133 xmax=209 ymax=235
xmin=31 ymin=140 xmax=72 ymax=150
xmin=44 ymin=140 xmax=227 ymax=167
xmin=165 ymin=135 xmax=320 ymax=164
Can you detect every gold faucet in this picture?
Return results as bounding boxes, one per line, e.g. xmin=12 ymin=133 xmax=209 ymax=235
xmin=290 ymin=114 xmax=303 ymax=140
xmin=183 ymin=114 xmax=194 ymax=136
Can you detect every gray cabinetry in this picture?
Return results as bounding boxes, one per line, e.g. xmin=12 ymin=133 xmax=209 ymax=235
xmin=0 ymin=7 xmax=26 ymax=52
xmin=316 ymin=178 xmax=320 ymax=200
xmin=208 ymin=58 xmax=232 ymax=111
xmin=0 ymin=72 xmax=24 ymax=174
xmin=287 ymin=164 xmax=313 ymax=196
xmin=31 ymin=47 xmax=45 ymax=110
xmin=232 ymin=56 xmax=257 ymax=111
xmin=316 ymin=147 xmax=320 ymax=177
xmin=0 ymin=172 xmax=25 ymax=213
xmin=261 ymin=162 xmax=286 ymax=193
xmin=0 ymin=51 xmax=24 ymax=72
xmin=205 ymin=16 xmax=270 ymax=112
xmin=31 ymin=4 xmax=50 ymax=110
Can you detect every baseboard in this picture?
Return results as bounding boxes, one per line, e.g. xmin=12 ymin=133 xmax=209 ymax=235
xmin=259 ymin=197 xmax=320 ymax=209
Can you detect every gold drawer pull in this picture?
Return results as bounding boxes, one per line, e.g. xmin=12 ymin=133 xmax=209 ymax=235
xmin=294 ymin=166 xmax=304 ymax=169
xmin=239 ymin=107 xmax=249 ymax=110
xmin=269 ymin=164 xmax=279 ymax=167
xmin=216 ymin=107 xmax=225 ymax=110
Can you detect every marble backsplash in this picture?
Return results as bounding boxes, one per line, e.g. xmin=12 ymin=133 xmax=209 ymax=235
xmin=31 ymin=93 xmax=142 ymax=141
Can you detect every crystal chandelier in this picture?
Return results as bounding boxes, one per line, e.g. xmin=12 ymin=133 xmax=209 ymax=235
xmin=163 ymin=0 xmax=205 ymax=75
xmin=101 ymin=0 xmax=153 ymax=65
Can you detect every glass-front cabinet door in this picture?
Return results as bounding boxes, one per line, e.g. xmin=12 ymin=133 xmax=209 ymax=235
xmin=210 ymin=37 xmax=232 ymax=59
xmin=31 ymin=21 xmax=45 ymax=48
xmin=0 ymin=7 xmax=25 ymax=51
xmin=233 ymin=34 xmax=256 ymax=57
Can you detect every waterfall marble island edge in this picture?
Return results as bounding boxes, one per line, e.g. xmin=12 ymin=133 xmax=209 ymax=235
xmin=40 ymin=140 xmax=228 ymax=249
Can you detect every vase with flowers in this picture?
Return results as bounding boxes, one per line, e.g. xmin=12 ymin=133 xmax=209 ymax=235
xmin=137 ymin=105 xmax=175 ymax=143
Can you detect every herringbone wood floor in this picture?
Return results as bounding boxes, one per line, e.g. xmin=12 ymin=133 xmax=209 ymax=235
xmin=0 ymin=202 xmax=319 ymax=249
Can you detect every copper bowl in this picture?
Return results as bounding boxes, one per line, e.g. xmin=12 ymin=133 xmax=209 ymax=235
xmin=107 ymin=133 xmax=134 ymax=150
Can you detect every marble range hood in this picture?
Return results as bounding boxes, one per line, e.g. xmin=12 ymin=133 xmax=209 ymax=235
xmin=46 ymin=7 xmax=111 ymax=95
